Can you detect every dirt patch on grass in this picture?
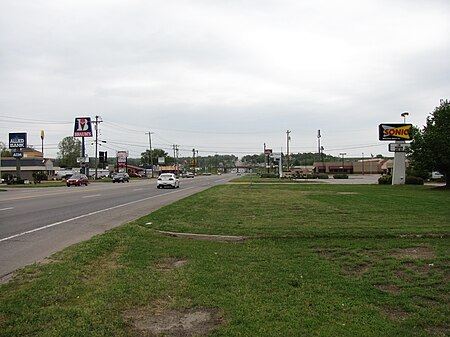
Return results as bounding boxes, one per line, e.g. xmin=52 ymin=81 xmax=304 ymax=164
xmin=336 ymin=192 xmax=360 ymax=195
xmin=381 ymin=306 xmax=410 ymax=321
xmin=425 ymin=325 xmax=450 ymax=336
xmin=414 ymin=296 xmax=440 ymax=307
xmin=155 ymin=258 xmax=188 ymax=271
xmin=375 ymin=284 xmax=402 ymax=294
xmin=124 ymin=306 xmax=224 ymax=337
xmin=343 ymin=263 xmax=372 ymax=277
xmin=155 ymin=230 xmax=248 ymax=243
xmin=391 ymin=247 xmax=435 ymax=260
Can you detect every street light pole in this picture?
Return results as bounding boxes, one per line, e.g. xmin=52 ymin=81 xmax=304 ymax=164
xmin=362 ymin=152 xmax=364 ymax=175
xmin=401 ymin=112 xmax=409 ymax=124
xmin=339 ymin=152 xmax=346 ymax=172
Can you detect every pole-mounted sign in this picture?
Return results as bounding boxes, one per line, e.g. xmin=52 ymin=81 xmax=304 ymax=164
xmin=389 ymin=143 xmax=411 ymax=152
xmin=9 ymin=132 xmax=27 ymax=149
xmin=378 ymin=124 xmax=412 ymax=141
xmin=73 ymin=117 xmax=93 ymax=137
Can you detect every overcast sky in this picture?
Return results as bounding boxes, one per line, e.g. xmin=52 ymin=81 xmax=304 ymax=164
xmin=1 ymin=0 xmax=449 ymax=160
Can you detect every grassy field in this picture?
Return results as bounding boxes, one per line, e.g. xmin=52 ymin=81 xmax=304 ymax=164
xmin=0 ymin=184 xmax=448 ymax=336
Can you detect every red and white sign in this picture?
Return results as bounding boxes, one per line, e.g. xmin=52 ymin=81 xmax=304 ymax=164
xmin=73 ymin=117 xmax=93 ymax=137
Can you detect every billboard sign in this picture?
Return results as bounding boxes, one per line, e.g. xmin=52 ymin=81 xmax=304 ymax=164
xmin=117 ymin=151 xmax=128 ymax=164
xmin=9 ymin=132 xmax=27 ymax=149
xmin=73 ymin=117 xmax=93 ymax=137
xmin=271 ymin=152 xmax=282 ymax=160
xmin=378 ymin=124 xmax=412 ymax=141
xmin=389 ymin=143 xmax=411 ymax=152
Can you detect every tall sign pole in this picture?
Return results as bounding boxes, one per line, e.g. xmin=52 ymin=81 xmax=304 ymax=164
xmin=392 ymin=112 xmax=410 ymax=185
xmin=378 ymin=118 xmax=412 ymax=185
xmin=9 ymin=132 xmax=27 ymax=180
xmin=73 ymin=117 xmax=93 ymax=175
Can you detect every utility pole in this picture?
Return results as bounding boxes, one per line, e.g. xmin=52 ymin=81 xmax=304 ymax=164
xmin=146 ymin=131 xmax=154 ymax=177
xmin=175 ymin=145 xmax=179 ymax=175
xmin=172 ymin=144 xmax=179 ymax=174
xmin=286 ymin=130 xmax=291 ymax=170
xmin=93 ymin=115 xmax=103 ymax=179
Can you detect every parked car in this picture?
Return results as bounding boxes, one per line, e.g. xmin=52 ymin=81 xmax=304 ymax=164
xmin=129 ymin=172 xmax=143 ymax=177
xmin=157 ymin=173 xmax=180 ymax=189
xmin=112 ymin=173 xmax=130 ymax=183
xmin=182 ymin=172 xmax=195 ymax=178
xmin=66 ymin=174 xmax=89 ymax=187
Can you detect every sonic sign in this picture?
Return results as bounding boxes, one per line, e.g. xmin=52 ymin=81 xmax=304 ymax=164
xmin=378 ymin=124 xmax=412 ymax=141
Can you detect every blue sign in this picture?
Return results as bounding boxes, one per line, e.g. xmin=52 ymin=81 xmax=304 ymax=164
xmin=9 ymin=132 xmax=27 ymax=149
xmin=73 ymin=117 xmax=93 ymax=137
xmin=12 ymin=151 xmax=23 ymax=158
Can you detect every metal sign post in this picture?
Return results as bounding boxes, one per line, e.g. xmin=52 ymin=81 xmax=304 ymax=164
xmin=9 ymin=133 xmax=27 ymax=181
xmin=73 ymin=117 xmax=93 ymax=175
xmin=379 ymin=122 xmax=412 ymax=185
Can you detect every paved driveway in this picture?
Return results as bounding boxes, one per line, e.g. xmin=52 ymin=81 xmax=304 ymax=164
xmin=325 ymin=174 xmax=380 ymax=184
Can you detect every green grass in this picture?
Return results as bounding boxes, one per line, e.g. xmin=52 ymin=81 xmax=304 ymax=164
xmin=0 ymin=184 xmax=449 ymax=336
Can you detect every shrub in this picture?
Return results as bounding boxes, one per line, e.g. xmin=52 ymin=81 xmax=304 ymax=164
xmin=405 ymin=176 xmax=424 ymax=185
xmin=333 ymin=174 xmax=349 ymax=179
xmin=7 ymin=178 xmax=25 ymax=185
xmin=260 ymin=173 xmax=278 ymax=178
xmin=378 ymin=175 xmax=392 ymax=185
xmin=317 ymin=173 xmax=329 ymax=179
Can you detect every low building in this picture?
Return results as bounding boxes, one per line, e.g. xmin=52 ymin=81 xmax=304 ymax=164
xmin=313 ymin=159 xmax=387 ymax=174
xmin=0 ymin=148 xmax=56 ymax=182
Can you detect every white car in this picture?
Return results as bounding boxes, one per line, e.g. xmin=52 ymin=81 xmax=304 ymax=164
xmin=157 ymin=173 xmax=180 ymax=189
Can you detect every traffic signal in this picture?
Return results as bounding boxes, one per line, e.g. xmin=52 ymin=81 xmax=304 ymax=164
xmin=99 ymin=151 xmax=105 ymax=163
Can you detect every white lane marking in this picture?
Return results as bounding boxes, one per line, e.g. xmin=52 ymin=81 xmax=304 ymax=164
xmin=0 ymin=207 xmax=14 ymax=211
xmin=0 ymin=187 xmax=195 ymax=243
xmin=83 ymin=194 xmax=101 ymax=199
xmin=133 ymin=188 xmax=143 ymax=191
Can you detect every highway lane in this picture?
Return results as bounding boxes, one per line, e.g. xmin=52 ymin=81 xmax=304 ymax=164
xmin=0 ymin=174 xmax=234 ymax=281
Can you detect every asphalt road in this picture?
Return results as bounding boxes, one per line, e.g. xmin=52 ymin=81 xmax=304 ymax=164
xmin=0 ymin=174 xmax=234 ymax=281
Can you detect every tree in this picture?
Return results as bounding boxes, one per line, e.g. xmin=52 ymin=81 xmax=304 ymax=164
xmin=141 ymin=148 xmax=171 ymax=165
xmin=409 ymin=100 xmax=450 ymax=187
xmin=57 ymin=136 xmax=81 ymax=168
xmin=0 ymin=141 xmax=11 ymax=157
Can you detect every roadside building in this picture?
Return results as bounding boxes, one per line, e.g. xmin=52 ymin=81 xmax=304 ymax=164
xmin=313 ymin=158 xmax=388 ymax=174
xmin=0 ymin=148 xmax=55 ymax=182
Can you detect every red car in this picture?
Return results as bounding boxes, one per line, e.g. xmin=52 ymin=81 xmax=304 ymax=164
xmin=66 ymin=174 xmax=89 ymax=187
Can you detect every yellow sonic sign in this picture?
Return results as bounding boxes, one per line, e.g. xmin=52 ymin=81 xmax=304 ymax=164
xmin=378 ymin=124 xmax=412 ymax=141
